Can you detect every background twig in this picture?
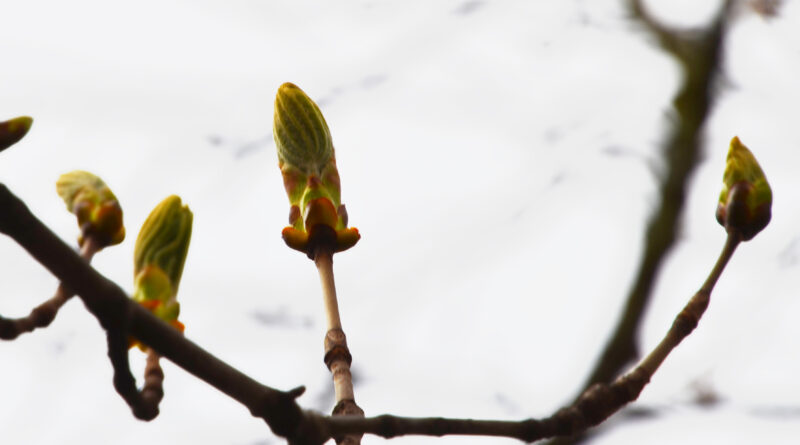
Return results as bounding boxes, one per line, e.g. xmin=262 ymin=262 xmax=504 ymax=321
xmin=580 ymin=0 xmax=733 ymax=401
xmin=549 ymin=2 xmax=735 ymax=443
xmin=0 ymin=238 xmax=100 ymax=339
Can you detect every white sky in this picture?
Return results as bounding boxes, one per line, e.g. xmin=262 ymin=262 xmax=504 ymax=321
xmin=1 ymin=1 xmax=800 ymax=444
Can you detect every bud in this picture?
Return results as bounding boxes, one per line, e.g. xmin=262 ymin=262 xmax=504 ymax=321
xmin=274 ymin=82 xmax=333 ymax=178
xmin=56 ymin=170 xmax=125 ymax=247
xmin=131 ymin=195 xmax=192 ymax=348
xmin=273 ymin=83 xmax=359 ymax=258
xmin=716 ymin=136 xmax=772 ymax=241
xmin=0 ymin=116 xmax=33 ymax=152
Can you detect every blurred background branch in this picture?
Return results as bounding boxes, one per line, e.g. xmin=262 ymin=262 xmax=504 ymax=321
xmin=550 ymin=1 xmax=736 ymax=443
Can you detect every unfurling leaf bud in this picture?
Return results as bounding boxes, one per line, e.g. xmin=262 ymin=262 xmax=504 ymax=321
xmin=134 ymin=195 xmax=193 ymax=292
xmin=274 ymin=82 xmax=333 ymax=178
xmin=716 ymin=136 xmax=772 ymax=241
xmin=273 ymin=83 xmax=359 ymax=258
xmin=0 ymin=116 xmax=33 ymax=152
xmin=56 ymin=170 xmax=125 ymax=247
xmin=131 ymin=195 xmax=192 ymax=349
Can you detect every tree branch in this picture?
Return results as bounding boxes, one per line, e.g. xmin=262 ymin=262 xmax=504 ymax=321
xmin=0 ymin=183 xmax=310 ymax=441
xmin=0 ymin=180 xmax=743 ymax=444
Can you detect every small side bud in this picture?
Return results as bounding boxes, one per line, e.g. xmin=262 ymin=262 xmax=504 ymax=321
xmin=131 ymin=196 xmax=192 ymax=348
xmin=716 ymin=136 xmax=772 ymax=241
xmin=0 ymin=116 xmax=33 ymax=152
xmin=56 ymin=170 xmax=125 ymax=247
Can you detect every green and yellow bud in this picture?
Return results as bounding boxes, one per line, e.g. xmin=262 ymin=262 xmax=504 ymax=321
xmin=274 ymin=82 xmax=333 ymax=179
xmin=56 ymin=170 xmax=125 ymax=247
xmin=134 ymin=195 xmax=193 ymax=291
xmin=131 ymin=195 xmax=192 ymax=348
xmin=273 ymin=83 xmax=359 ymax=258
xmin=716 ymin=136 xmax=772 ymax=241
xmin=0 ymin=116 xmax=33 ymax=152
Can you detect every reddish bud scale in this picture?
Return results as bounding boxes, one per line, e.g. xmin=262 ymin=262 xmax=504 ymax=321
xmin=282 ymin=197 xmax=360 ymax=259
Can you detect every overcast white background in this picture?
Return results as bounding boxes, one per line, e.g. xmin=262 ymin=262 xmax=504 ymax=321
xmin=1 ymin=1 xmax=800 ymax=444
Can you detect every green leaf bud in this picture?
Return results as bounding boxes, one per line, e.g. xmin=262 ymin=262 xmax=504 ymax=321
xmin=272 ymin=83 xmax=359 ymax=258
xmin=134 ymin=195 xmax=193 ymax=294
xmin=56 ymin=170 xmax=125 ymax=247
xmin=716 ymin=136 xmax=772 ymax=241
xmin=129 ymin=196 xmax=192 ymax=348
xmin=274 ymin=82 xmax=333 ymax=177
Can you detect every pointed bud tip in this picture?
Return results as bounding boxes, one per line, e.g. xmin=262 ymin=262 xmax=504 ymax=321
xmin=273 ymin=82 xmax=333 ymax=175
xmin=278 ymin=82 xmax=301 ymax=94
xmin=134 ymin=195 xmax=193 ymax=290
xmin=11 ymin=116 xmax=33 ymax=129
xmin=717 ymin=136 xmax=772 ymax=240
xmin=0 ymin=116 xmax=34 ymax=152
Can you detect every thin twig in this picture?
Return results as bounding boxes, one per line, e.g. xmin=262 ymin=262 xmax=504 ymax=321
xmin=316 ymin=250 xmax=343 ymax=331
xmin=320 ymin=233 xmax=742 ymax=442
xmin=0 ymin=237 xmax=100 ymax=339
xmin=315 ymin=248 xmax=364 ymax=445
xmin=106 ymin=323 xmax=167 ymax=420
xmin=142 ymin=349 xmax=166 ymax=410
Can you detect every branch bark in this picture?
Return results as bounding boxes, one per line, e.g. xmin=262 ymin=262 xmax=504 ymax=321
xmin=0 ymin=181 xmax=742 ymax=444
xmin=0 ymin=183 xmax=311 ymax=441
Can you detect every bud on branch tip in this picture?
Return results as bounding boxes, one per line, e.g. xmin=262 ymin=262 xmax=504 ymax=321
xmin=0 ymin=116 xmax=33 ymax=152
xmin=273 ymin=82 xmax=359 ymax=258
xmin=131 ymin=195 xmax=193 ymax=348
xmin=56 ymin=170 xmax=125 ymax=248
xmin=716 ymin=136 xmax=772 ymax=241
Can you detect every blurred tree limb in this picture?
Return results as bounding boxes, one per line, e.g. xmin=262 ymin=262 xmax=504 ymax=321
xmin=583 ymin=0 xmax=734 ymax=393
xmin=550 ymin=1 xmax=735 ymax=443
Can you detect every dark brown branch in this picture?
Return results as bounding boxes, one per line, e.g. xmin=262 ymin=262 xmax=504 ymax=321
xmin=0 ymin=239 xmax=99 ymax=340
xmin=0 ymin=180 xmax=744 ymax=444
xmin=0 ymin=183 xmax=310 ymax=441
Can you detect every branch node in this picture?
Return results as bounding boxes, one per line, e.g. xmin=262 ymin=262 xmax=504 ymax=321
xmin=324 ymin=328 xmax=353 ymax=369
xmin=672 ymin=290 xmax=710 ymax=337
xmin=333 ymin=399 xmax=365 ymax=417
